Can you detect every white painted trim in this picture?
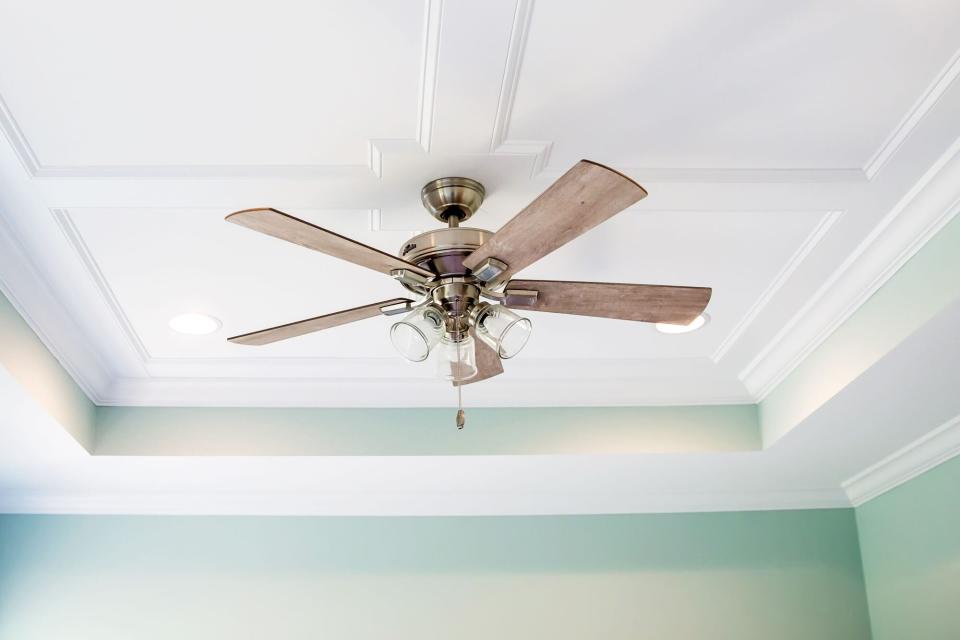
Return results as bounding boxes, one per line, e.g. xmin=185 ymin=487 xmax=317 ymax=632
xmin=0 ymin=215 xmax=111 ymax=401
xmin=843 ymin=414 xmax=960 ymax=506
xmin=368 ymin=208 xmax=383 ymax=231
xmin=0 ymin=93 xmax=41 ymax=175
xmin=742 ymin=134 xmax=960 ymax=399
xmin=489 ymin=0 xmax=534 ymax=153
xmin=367 ymin=140 xmax=383 ymax=178
xmin=0 ymin=487 xmax=850 ymax=516
xmin=98 ymin=374 xmax=753 ymax=408
xmin=712 ymin=210 xmax=843 ymax=363
xmin=51 ymin=209 xmax=153 ymax=363
xmin=543 ymin=167 xmax=868 ymax=183
xmin=415 ymin=0 xmax=443 ymax=153
xmin=494 ymin=140 xmax=554 ymax=177
xmin=863 ymin=47 xmax=960 ymax=180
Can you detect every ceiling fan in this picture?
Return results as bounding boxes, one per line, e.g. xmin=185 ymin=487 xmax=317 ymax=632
xmin=225 ymin=160 xmax=712 ymax=413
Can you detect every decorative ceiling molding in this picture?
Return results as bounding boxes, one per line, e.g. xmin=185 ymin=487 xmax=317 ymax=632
xmin=0 ymin=6 xmax=958 ymax=411
xmin=487 ymin=0 xmax=554 ymax=176
xmin=0 ymin=214 xmax=112 ymax=398
xmin=843 ymin=412 xmax=960 ymax=506
xmin=593 ymin=168 xmax=867 ymax=183
xmin=863 ymin=47 xmax=960 ymax=180
xmin=741 ymin=134 xmax=960 ymax=399
xmin=26 ymin=208 xmax=762 ymax=406
xmin=50 ymin=209 xmax=151 ymax=365
xmin=0 ymin=93 xmax=40 ymax=176
xmin=44 ymin=202 xmax=829 ymax=406
xmin=711 ymin=210 xmax=843 ymax=363
xmin=415 ymin=0 xmax=443 ymax=152
xmin=0 ymin=486 xmax=851 ymax=516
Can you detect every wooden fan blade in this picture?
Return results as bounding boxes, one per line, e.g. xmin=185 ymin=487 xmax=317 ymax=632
xmin=505 ymin=279 xmax=711 ymax=325
xmin=454 ymin=330 xmax=504 ymax=386
xmin=229 ymin=298 xmax=413 ymax=346
xmin=227 ymin=208 xmax=433 ymax=278
xmin=462 ymin=160 xmax=647 ymax=282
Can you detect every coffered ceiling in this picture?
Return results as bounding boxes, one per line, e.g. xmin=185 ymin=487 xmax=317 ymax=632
xmin=2 ymin=0 xmax=960 ymax=408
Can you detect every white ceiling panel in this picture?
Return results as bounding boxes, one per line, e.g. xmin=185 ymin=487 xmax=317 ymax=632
xmin=509 ymin=0 xmax=960 ymax=169
xmin=0 ymin=0 xmax=425 ymax=166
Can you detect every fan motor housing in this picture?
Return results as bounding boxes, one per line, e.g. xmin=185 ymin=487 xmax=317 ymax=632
xmin=399 ymin=227 xmax=493 ymax=280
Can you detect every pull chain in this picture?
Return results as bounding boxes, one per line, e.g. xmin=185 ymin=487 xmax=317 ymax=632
xmin=455 ymin=334 xmax=465 ymax=429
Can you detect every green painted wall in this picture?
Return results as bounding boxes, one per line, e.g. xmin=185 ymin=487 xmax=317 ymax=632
xmin=856 ymin=454 xmax=960 ymax=639
xmin=93 ymin=404 xmax=759 ymax=455
xmin=761 ymin=213 xmax=960 ymax=446
xmin=0 ymin=510 xmax=871 ymax=639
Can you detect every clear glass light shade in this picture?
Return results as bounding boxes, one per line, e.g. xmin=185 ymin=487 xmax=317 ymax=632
xmin=434 ymin=336 xmax=478 ymax=382
xmin=476 ymin=305 xmax=532 ymax=359
xmin=390 ymin=307 xmax=443 ymax=362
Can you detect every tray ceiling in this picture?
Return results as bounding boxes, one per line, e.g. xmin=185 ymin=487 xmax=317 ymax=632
xmin=1 ymin=0 xmax=960 ymax=407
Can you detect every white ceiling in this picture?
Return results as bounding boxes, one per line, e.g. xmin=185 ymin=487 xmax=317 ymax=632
xmin=0 ymin=0 xmax=959 ymax=410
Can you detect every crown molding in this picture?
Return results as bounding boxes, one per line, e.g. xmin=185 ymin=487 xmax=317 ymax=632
xmin=863 ymin=47 xmax=960 ymax=180
xmin=0 ymin=214 xmax=111 ymax=400
xmin=741 ymin=134 xmax=960 ymax=399
xmin=0 ymin=487 xmax=849 ymax=516
xmin=50 ymin=209 xmax=152 ymax=363
xmin=711 ymin=210 xmax=843 ymax=363
xmin=843 ymin=413 xmax=960 ymax=506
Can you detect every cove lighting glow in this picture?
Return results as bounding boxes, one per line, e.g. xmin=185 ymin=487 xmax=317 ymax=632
xmin=169 ymin=313 xmax=221 ymax=335
xmin=655 ymin=313 xmax=708 ymax=335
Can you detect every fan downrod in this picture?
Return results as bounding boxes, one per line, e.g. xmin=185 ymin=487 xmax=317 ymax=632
xmin=420 ymin=177 xmax=485 ymax=226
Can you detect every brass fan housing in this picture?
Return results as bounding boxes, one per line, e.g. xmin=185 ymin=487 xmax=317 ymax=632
xmin=399 ymin=227 xmax=493 ymax=282
xmin=420 ymin=177 xmax=485 ymax=224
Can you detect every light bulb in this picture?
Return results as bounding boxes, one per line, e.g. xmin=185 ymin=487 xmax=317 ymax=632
xmin=655 ymin=313 xmax=709 ymax=335
xmin=390 ymin=306 xmax=443 ymax=362
xmin=169 ymin=313 xmax=221 ymax=335
xmin=475 ymin=304 xmax=532 ymax=359
xmin=434 ymin=335 xmax=478 ymax=382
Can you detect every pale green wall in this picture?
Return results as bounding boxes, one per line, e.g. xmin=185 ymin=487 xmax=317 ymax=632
xmin=93 ymin=404 xmax=759 ymax=455
xmin=0 ymin=510 xmax=871 ymax=639
xmin=760 ymin=213 xmax=960 ymax=446
xmin=856 ymin=454 xmax=960 ymax=639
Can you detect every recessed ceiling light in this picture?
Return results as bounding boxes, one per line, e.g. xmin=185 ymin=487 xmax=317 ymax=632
xmin=655 ymin=313 xmax=709 ymax=335
xmin=169 ymin=313 xmax=221 ymax=335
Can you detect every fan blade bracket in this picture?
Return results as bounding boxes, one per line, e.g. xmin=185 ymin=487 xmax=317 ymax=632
xmin=502 ymin=288 xmax=538 ymax=306
xmin=470 ymin=257 xmax=509 ymax=284
xmin=390 ymin=268 xmax=434 ymax=291
xmin=378 ymin=300 xmax=415 ymax=316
